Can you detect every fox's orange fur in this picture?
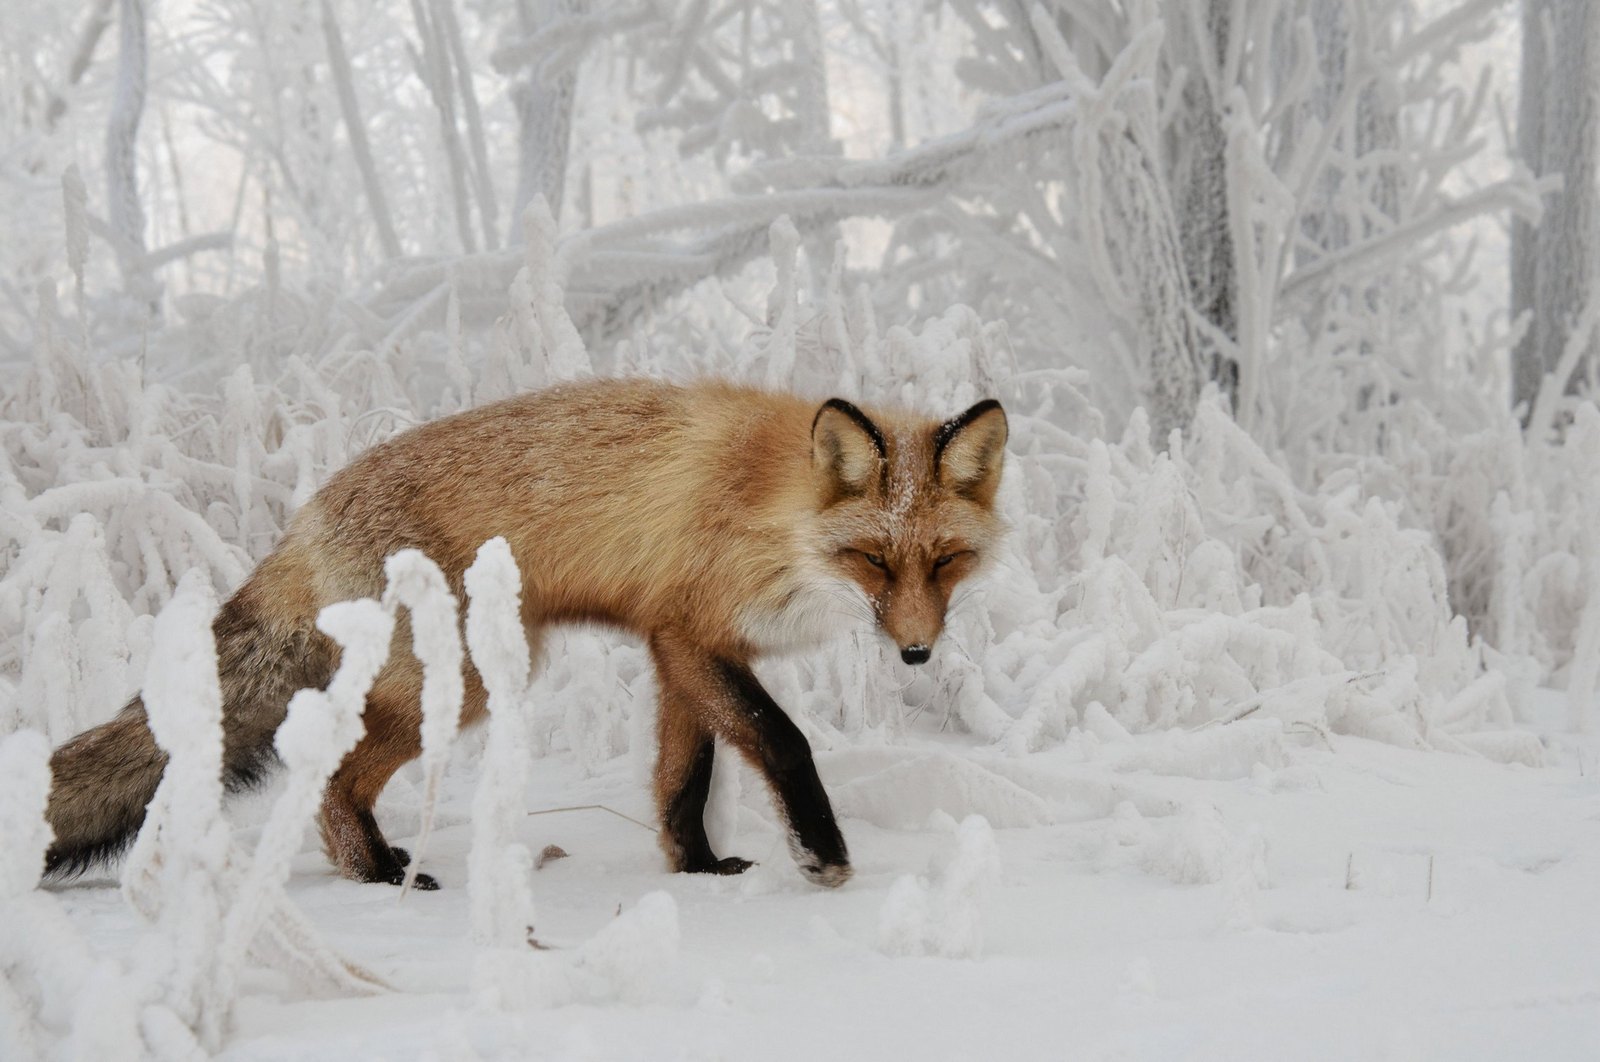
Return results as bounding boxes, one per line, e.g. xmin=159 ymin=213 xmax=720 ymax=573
xmin=44 ymin=378 xmax=1007 ymax=888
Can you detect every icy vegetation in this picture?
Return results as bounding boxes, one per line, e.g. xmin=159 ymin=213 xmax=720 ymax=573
xmin=2 ymin=0 xmax=1598 ymax=1056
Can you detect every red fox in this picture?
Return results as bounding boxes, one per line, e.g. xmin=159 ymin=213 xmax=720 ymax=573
xmin=42 ymin=379 xmax=1007 ymax=889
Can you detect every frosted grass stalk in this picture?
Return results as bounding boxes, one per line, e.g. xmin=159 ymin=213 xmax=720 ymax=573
xmin=382 ymin=551 xmax=465 ymax=893
xmin=463 ymin=538 xmax=538 ymax=959
xmin=119 ymin=572 xmax=231 ymax=1049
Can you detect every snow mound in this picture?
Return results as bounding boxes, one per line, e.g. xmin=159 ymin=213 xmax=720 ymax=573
xmin=830 ymin=750 xmax=1054 ymax=829
xmin=1119 ymin=719 xmax=1291 ymax=780
xmin=567 ymin=891 xmax=683 ymax=1005
xmin=1139 ymin=803 xmax=1267 ymax=892
xmin=478 ymin=892 xmax=685 ymax=1011
xmin=877 ymin=815 xmax=1001 ymax=959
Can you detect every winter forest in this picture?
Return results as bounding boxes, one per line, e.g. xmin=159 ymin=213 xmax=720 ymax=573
xmin=1 ymin=0 xmax=1597 ymax=1057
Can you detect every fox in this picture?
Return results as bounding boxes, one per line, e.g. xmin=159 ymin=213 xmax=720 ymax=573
xmin=41 ymin=378 xmax=1008 ymax=890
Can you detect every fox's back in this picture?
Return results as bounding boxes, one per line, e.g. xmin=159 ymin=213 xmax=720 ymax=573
xmin=284 ymin=379 xmax=816 ymax=639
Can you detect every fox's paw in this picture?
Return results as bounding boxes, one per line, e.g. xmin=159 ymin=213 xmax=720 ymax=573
xmin=799 ymin=859 xmax=852 ymax=889
xmin=356 ymin=863 xmax=440 ymax=890
xmin=370 ymin=847 xmax=439 ymax=890
xmin=385 ymin=868 xmax=440 ymax=890
xmin=684 ymin=855 xmax=754 ymax=875
xmin=391 ymin=847 xmax=440 ymax=890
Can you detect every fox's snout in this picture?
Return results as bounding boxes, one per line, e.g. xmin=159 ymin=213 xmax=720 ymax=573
xmin=881 ymin=607 xmax=942 ymax=664
xmin=899 ymin=643 xmax=931 ymax=665
xmin=880 ymin=590 xmax=945 ymax=664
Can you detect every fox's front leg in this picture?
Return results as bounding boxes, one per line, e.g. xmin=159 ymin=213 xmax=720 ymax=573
xmin=714 ymin=658 xmax=851 ymax=887
xmin=650 ymin=631 xmax=851 ymax=887
xmin=653 ymin=678 xmax=754 ymax=875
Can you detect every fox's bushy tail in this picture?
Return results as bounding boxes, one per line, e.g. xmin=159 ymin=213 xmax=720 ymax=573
xmin=42 ymin=576 xmax=337 ymax=880
xmin=43 ymin=698 xmax=170 ymax=877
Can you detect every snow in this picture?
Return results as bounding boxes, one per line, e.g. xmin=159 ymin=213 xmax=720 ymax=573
xmin=13 ymin=585 xmax=1597 ymax=1058
xmin=25 ymin=693 xmax=1587 ymax=1061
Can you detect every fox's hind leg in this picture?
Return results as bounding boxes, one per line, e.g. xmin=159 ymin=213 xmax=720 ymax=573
xmin=319 ymin=684 xmax=436 ymax=889
xmin=654 ymin=667 xmax=754 ymax=875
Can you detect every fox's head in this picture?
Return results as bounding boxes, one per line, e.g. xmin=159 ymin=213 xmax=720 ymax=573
xmin=809 ymin=396 xmax=1008 ymax=665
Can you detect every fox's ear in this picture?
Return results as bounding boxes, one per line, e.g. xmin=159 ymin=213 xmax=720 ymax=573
xmin=934 ymin=400 xmax=1007 ymax=504
xmin=812 ymin=398 xmax=886 ymax=502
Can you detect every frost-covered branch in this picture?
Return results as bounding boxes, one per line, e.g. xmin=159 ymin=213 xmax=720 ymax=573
xmin=1283 ymin=178 xmax=1548 ymax=303
xmin=320 ymin=0 xmax=403 ymax=260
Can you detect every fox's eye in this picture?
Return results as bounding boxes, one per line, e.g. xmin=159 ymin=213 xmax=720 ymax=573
xmin=863 ymin=552 xmax=887 ymax=569
xmin=933 ymin=553 xmax=958 ymax=569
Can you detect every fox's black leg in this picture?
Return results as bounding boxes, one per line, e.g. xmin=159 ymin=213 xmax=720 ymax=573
xmin=662 ymin=736 xmax=752 ymax=875
xmin=712 ymin=658 xmax=851 ymax=887
xmin=652 ymin=660 xmax=753 ymax=875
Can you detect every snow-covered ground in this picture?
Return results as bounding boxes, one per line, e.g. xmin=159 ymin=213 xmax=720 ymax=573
xmin=38 ymin=689 xmax=1596 ymax=1061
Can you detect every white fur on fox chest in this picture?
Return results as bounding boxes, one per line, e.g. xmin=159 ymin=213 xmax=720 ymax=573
xmin=737 ymin=569 xmax=870 ymax=654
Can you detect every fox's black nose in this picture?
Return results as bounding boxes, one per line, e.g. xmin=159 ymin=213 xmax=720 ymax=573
xmin=900 ymin=645 xmax=931 ymax=665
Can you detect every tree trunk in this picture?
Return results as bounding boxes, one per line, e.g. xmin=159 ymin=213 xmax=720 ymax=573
xmin=510 ymin=0 xmax=583 ymax=241
xmin=1168 ymin=0 xmax=1240 ymax=405
xmin=106 ymin=0 xmax=151 ymax=302
xmin=1514 ymin=0 xmax=1600 ymax=418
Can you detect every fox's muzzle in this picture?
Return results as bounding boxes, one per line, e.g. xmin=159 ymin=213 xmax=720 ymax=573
xmin=900 ymin=644 xmax=931 ymax=665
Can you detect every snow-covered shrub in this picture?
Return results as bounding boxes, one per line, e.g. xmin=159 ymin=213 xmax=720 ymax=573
xmin=5 ymin=230 xmax=1558 ymax=768
xmin=954 ymin=383 xmax=1533 ymax=757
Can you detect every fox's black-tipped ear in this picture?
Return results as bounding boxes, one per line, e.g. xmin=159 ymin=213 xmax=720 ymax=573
xmin=812 ymin=398 xmax=886 ymax=502
xmin=934 ymin=400 xmax=1007 ymax=505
